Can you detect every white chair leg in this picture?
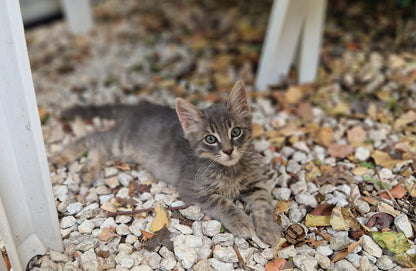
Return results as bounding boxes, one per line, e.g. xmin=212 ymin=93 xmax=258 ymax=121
xmin=297 ymin=0 xmax=327 ymax=83
xmin=60 ymin=0 xmax=94 ymax=33
xmin=0 ymin=1 xmax=63 ymax=269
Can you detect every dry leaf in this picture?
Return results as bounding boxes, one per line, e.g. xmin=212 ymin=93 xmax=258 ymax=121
xmin=311 ymin=204 xmax=335 ymax=216
xmin=101 ymin=200 xmax=117 ymax=212
xmin=285 ymin=86 xmax=303 ymax=104
xmin=140 ymin=229 xmax=154 ymax=239
xmin=371 ymin=150 xmax=407 ymax=169
xmin=265 ymin=258 xmax=287 ymax=271
xmin=352 ymin=167 xmax=368 ymax=176
xmin=341 ymin=207 xmax=360 ymax=231
xmin=331 ymin=240 xmax=362 ymax=263
xmin=317 ymin=126 xmax=333 ymax=147
xmin=113 ymin=161 xmax=131 ymax=171
xmin=305 ymin=214 xmax=331 ymax=227
xmin=393 ymin=111 xmax=416 ymax=130
xmin=330 ymin=205 xmax=350 ymax=231
xmin=377 ymin=202 xmax=401 ymax=217
xmin=404 ymin=182 xmax=416 ymax=197
xmin=273 ymin=200 xmax=290 ymax=220
xmin=143 ymin=225 xmax=172 ymax=251
xmin=328 ymin=144 xmax=354 ymax=158
xmin=380 ymin=183 xmax=407 ymax=199
xmin=297 ymin=102 xmax=314 ymax=122
xmin=285 ymin=224 xmax=306 ymax=244
xmin=149 ymin=204 xmax=170 ymax=232
xmin=347 ymin=126 xmax=366 ymax=144
xmin=252 ymin=123 xmax=264 ymax=138
xmin=98 ymin=227 xmax=118 ymax=241
xmin=367 ymin=213 xmax=394 ymax=229
xmin=318 ymin=166 xmax=355 ymax=185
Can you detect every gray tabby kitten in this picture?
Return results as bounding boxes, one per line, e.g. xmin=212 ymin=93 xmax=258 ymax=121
xmin=53 ymin=80 xmax=281 ymax=245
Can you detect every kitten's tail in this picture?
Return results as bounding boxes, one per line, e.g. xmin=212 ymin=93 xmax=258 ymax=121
xmin=61 ymin=104 xmax=134 ymax=120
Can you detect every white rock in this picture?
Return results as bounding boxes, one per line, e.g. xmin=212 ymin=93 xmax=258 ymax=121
xmin=49 ymin=251 xmax=69 ymax=262
xmin=192 ymin=221 xmax=203 ymax=237
xmin=115 ymin=253 xmax=135 ymax=268
xmin=115 ymin=215 xmax=132 ymax=224
xmin=100 ymin=217 xmax=117 ymax=229
xmin=319 ymin=184 xmax=336 ymax=194
xmin=359 ymin=256 xmax=378 ymax=271
xmin=61 ymin=216 xmax=77 ymax=229
xmin=355 ymin=199 xmax=370 ymax=213
xmin=80 ymin=249 xmax=99 ymax=271
xmin=213 ymin=245 xmax=238 ymax=263
xmin=360 ymin=235 xmax=382 ymax=258
xmin=289 ymin=207 xmax=307 ymax=223
xmin=129 ymin=219 xmax=145 ymax=236
xmin=146 ymin=252 xmax=161 ymax=269
xmin=330 ymin=232 xmax=353 ymax=251
xmin=78 ymin=220 xmax=95 ymax=234
xmin=295 ymin=192 xmax=318 ymax=207
xmin=175 ymin=224 xmax=193 ymax=235
xmin=125 ymin=234 xmax=137 ymax=244
xmin=66 ymin=202 xmax=83 ymax=215
xmin=212 ymin=233 xmax=234 ymax=245
xmin=184 ymin=235 xmax=203 ymax=248
xmin=379 ymin=168 xmax=393 ymax=180
xmin=293 ymin=141 xmax=310 ymax=153
xmin=104 ymin=167 xmax=118 ymax=177
xmin=334 ymin=259 xmax=358 ymax=271
xmin=118 ymin=172 xmax=132 ymax=187
xmin=180 ymin=205 xmax=204 ymax=220
xmin=95 ymin=185 xmax=111 ymax=195
xmin=293 ymin=254 xmax=318 ymax=271
xmin=286 ymin=160 xmax=301 ymax=174
xmin=234 ymin=237 xmax=249 ymax=249
xmin=139 ymin=192 xmax=152 ymax=201
xmin=394 ymin=214 xmax=414 ymax=238
xmin=160 ymin=258 xmax=176 ymax=270
xmin=355 ymin=147 xmax=370 ymax=161
xmin=193 ymin=259 xmax=214 ymax=271
xmin=131 ymin=265 xmax=152 ymax=271
xmin=116 ymin=224 xmax=131 ymax=235
xmin=202 ymin=220 xmax=222 ymax=237
xmin=277 ymin=245 xmax=297 ymax=258
xmin=253 ymin=252 xmax=268 ymax=265
xmin=315 ymin=253 xmax=331 ymax=269
xmin=54 ymin=185 xmax=69 ymax=201
xmin=272 ymin=187 xmax=292 ymax=200
xmin=76 ymin=203 xmax=99 ymax=219
xmin=290 ymin=180 xmax=308 ymax=194
xmin=346 ymin=253 xmax=360 ymax=267
xmin=316 ymin=245 xmax=333 ymax=256
xmin=376 ymin=255 xmax=396 ymax=270
xmin=261 ymin=248 xmax=275 ymax=260
xmin=208 ymin=258 xmax=234 ymax=271
xmin=174 ymin=243 xmax=197 ymax=269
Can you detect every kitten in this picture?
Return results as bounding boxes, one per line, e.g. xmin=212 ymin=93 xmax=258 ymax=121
xmin=53 ymin=80 xmax=281 ymax=245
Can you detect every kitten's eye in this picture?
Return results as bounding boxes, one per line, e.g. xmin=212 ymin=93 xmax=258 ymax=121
xmin=205 ymin=135 xmax=217 ymax=144
xmin=231 ymin=127 xmax=241 ymax=138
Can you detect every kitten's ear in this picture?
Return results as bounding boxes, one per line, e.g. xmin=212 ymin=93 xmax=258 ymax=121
xmin=175 ymin=98 xmax=203 ymax=134
xmin=228 ymin=80 xmax=250 ymax=118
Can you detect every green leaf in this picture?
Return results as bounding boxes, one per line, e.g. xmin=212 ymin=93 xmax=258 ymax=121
xmin=372 ymin=232 xmax=411 ymax=254
xmin=363 ymin=176 xmax=392 ymax=189
xmin=359 ymin=161 xmax=375 ymax=169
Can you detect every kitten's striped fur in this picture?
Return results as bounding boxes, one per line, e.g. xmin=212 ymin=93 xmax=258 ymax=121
xmin=53 ymin=81 xmax=281 ymax=245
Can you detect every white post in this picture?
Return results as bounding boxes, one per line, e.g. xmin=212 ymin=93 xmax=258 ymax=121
xmin=0 ymin=0 xmax=63 ymax=269
xmin=61 ymin=0 xmax=94 ymax=33
xmin=255 ymin=0 xmax=327 ymax=90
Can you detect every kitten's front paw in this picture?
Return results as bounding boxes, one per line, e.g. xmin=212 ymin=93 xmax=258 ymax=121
xmin=227 ymin=216 xmax=256 ymax=239
xmin=255 ymin=220 xmax=281 ymax=246
xmin=51 ymin=152 xmax=72 ymax=166
xmin=79 ymin=163 xmax=100 ymax=184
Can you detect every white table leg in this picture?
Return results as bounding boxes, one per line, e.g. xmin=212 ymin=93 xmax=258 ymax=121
xmin=61 ymin=0 xmax=94 ymax=33
xmin=0 ymin=0 xmax=63 ymax=269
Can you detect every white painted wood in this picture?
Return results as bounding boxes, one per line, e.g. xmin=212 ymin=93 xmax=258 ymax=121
xmin=61 ymin=0 xmax=93 ymax=33
xmin=298 ymin=0 xmax=327 ymax=83
xmin=255 ymin=0 xmax=327 ymax=90
xmin=0 ymin=0 xmax=63 ymax=269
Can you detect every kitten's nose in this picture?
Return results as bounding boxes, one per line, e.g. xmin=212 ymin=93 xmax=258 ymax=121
xmin=223 ymin=149 xmax=233 ymax=156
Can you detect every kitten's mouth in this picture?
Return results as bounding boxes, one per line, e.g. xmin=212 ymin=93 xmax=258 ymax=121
xmin=218 ymin=152 xmax=241 ymax=166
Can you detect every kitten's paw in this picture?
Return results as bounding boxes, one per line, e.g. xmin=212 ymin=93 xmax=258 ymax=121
xmin=51 ymin=152 xmax=72 ymax=166
xmin=255 ymin=221 xmax=281 ymax=246
xmin=79 ymin=164 xmax=100 ymax=184
xmin=227 ymin=217 xmax=256 ymax=239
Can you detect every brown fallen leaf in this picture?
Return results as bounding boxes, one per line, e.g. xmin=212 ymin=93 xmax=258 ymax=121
xmin=252 ymin=123 xmax=264 ymax=138
xmin=328 ymin=144 xmax=354 ymax=158
xmin=330 ymin=205 xmax=349 ymax=231
xmin=380 ymin=183 xmax=407 ymax=199
xmin=312 ymin=229 xmax=332 ymax=242
xmin=318 ymin=166 xmax=355 ymax=185
xmin=113 ymin=161 xmax=131 ymax=171
xmin=285 ymin=224 xmax=306 ymax=245
xmin=99 ymin=227 xmax=118 ymax=241
xmin=297 ymin=102 xmax=314 ymax=122
xmin=143 ymin=225 xmax=171 ymax=251
xmin=265 ymin=258 xmax=287 ymax=271
xmin=149 ymin=204 xmax=170 ymax=232
xmin=371 ymin=150 xmax=407 ymax=169
xmin=367 ymin=213 xmax=394 ymax=229
xmin=129 ymin=179 xmax=151 ymax=197
xmin=311 ymin=204 xmax=335 ymax=216
xmin=285 ymin=86 xmax=303 ymax=104
xmin=317 ymin=126 xmax=333 ymax=147
xmin=377 ymin=202 xmax=401 ymax=217
xmin=274 ymin=200 xmax=290 ymax=220
xmin=331 ymin=240 xmax=362 ymax=263
xmin=352 ymin=167 xmax=368 ymax=176
xmin=140 ymin=229 xmax=154 ymax=239
xmin=347 ymin=126 xmax=366 ymax=145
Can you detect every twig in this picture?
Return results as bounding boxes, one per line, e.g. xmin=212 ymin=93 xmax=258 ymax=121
xmin=107 ymin=205 xmax=189 ymax=217
xmin=233 ymin=244 xmax=246 ymax=269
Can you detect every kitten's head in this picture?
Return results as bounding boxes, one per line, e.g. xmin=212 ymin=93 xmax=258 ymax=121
xmin=175 ymin=80 xmax=252 ymax=166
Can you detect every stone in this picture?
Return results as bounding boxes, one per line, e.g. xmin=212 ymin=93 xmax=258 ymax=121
xmin=194 ymin=259 xmax=214 ymax=271
xmin=80 ymin=249 xmax=99 ymax=271
xmin=394 ymin=214 xmax=414 ymax=238
xmin=146 ymin=252 xmax=161 ymax=269
xmin=129 ymin=219 xmax=145 ymax=236
xmin=212 ymin=233 xmax=234 ymax=245
xmin=286 ymin=160 xmax=302 ymax=174
xmin=61 ymin=216 xmax=77 ymax=229
xmin=290 ymin=180 xmax=308 ymax=195
xmin=115 ymin=215 xmax=132 ymax=224
xmin=376 ymin=255 xmax=396 ymax=270
xmin=105 ymin=176 xmax=120 ymax=188
xmin=272 ymin=187 xmax=292 ymax=200
xmin=100 ymin=217 xmax=117 ymax=229
xmin=234 ymin=237 xmax=249 ymax=249
xmin=293 ymin=254 xmax=318 ymax=271
xmin=213 ymin=245 xmax=238 ymax=263
xmin=346 ymin=253 xmax=360 ymax=268
xmin=192 ymin=221 xmax=203 ymax=237
xmin=78 ymin=220 xmax=95 ymax=234
xmin=334 ymin=259 xmax=358 ymax=271
xmin=253 ymin=252 xmax=267 ymax=265
xmin=118 ymin=172 xmax=132 ymax=187
xmin=355 ymin=199 xmax=370 ymax=213
xmin=184 ymin=235 xmax=203 ymax=248
xmin=76 ymin=203 xmax=100 ymax=219
xmin=261 ymin=248 xmax=275 ymax=260
xmin=54 ymin=185 xmax=69 ymax=201
xmin=66 ymin=202 xmax=83 ymax=215
xmin=289 ymin=207 xmax=307 ymax=223
xmin=360 ymin=235 xmax=382 ymax=258
xmin=277 ymin=245 xmax=297 ymax=258
xmin=174 ymin=243 xmax=197 ymax=269
xmin=319 ymin=184 xmax=336 ymax=194
xmin=160 ymin=258 xmax=176 ymax=270
xmin=202 ymin=220 xmax=222 ymax=237
xmin=174 ymin=224 xmax=193 ymax=235
xmin=330 ymin=232 xmax=353 ymax=251
xmin=180 ymin=205 xmax=204 ymax=220
xmin=116 ymin=224 xmax=131 ymax=235
xmin=315 ymin=253 xmax=331 ymax=269
xmin=355 ymin=147 xmax=370 ymax=161
xmin=104 ymin=167 xmax=118 ymax=177
xmin=49 ymin=251 xmax=69 ymax=262
xmin=131 ymin=265 xmax=152 ymax=271
xmin=295 ymin=192 xmax=318 ymax=207
xmin=115 ymin=253 xmax=135 ymax=268
xmin=208 ymin=258 xmax=234 ymax=271
xmin=359 ymin=256 xmax=378 ymax=271
xmin=316 ymin=245 xmax=333 ymax=256
xmin=95 ymin=185 xmax=111 ymax=195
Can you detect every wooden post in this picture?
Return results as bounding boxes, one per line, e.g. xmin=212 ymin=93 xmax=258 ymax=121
xmin=0 ymin=0 xmax=63 ymax=269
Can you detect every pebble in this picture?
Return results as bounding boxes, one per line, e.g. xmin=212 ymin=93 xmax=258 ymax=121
xmin=76 ymin=203 xmax=99 ymax=219
xmin=213 ymin=245 xmax=238 ymax=263
xmin=175 ymin=224 xmax=193 ymax=235
xmin=376 ymin=255 xmax=396 ymax=270
xmin=293 ymin=254 xmax=318 ymax=271
xmin=192 ymin=221 xmax=203 ymax=237
xmin=355 ymin=147 xmax=370 ymax=161
xmin=54 ymin=185 xmax=69 ymax=201
xmin=346 ymin=253 xmax=360 ymax=267
xmin=289 ymin=207 xmax=307 ymax=223
xmin=194 ymin=259 xmax=214 ymax=271
xmin=78 ymin=220 xmax=95 ymax=234
xmin=146 ymin=252 xmax=161 ymax=269
xmin=184 ymin=235 xmax=203 ymax=248
xmin=66 ymin=202 xmax=83 ymax=215
xmin=180 ymin=205 xmax=204 ymax=220
xmin=286 ymin=160 xmax=302 ymax=174
xmin=394 ymin=214 xmax=414 ymax=238
xmin=330 ymin=232 xmax=352 ymax=251
xmin=272 ymin=187 xmax=292 ymax=200
xmin=95 ymin=185 xmax=112 ymax=195
xmin=319 ymin=184 xmax=336 ymax=194
xmin=290 ymin=180 xmax=308 ymax=194
xmin=334 ymin=259 xmax=358 ymax=271
xmin=61 ymin=216 xmax=77 ymax=229
xmin=315 ymin=253 xmax=331 ymax=269
xmin=115 ymin=253 xmax=135 ymax=268
xmin=160 ymin=258 xmax=176 ymax=270
xmin=131 ymin=265 xmax=152 ymax=271
xmin=105 ymin=176 xmax=120 ymax=188
xmin=360 ymin=235 xmax=382 ymax=258
xmin=174 ymin=243 xmax=197 ymax=269
xmin=234 ymin=237 xmax=249 ymax=249
xmin=295 ymin=192 xmax=318 ymax=207
xmin=49 ymin=251 xmax=69 ymax=263
xmin=100 ymin=217 xmax=117 ymax=229
xmin=316 ymin=245 xmax=333 ymax=256
xmin=208 ymin=258 xmax=234 ymax=271
xmin=80 ymin=249 xmax=99 ymax=271
xmin=359 ymin=256 xmax=378 ymax=271
xmin=202 ymin=220 xmax=222 ymax=237
xmin=116 ymin=224 xmax=131 ymax=235
xmin=212 ymin=233 xmax=234 ymax=245
xmin=355 ymin=199 xmax=370 ymax=213
xmin=104 ymin=167 xmax=118 ymax=178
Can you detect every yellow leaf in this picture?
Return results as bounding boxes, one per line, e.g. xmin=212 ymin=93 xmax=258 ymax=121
xmin=149 ymin=204 xmax=170 ymax=232
xmin=305 ymin=214 xmax=331 ymax=227
xmin=330 ymin=205 xmax=349 ymax=231
xmin=371 ymin=150 xmax=407 ymax=169
xmin=285 ymin=86 xmax=303 ymax=104
xmin=352 ymin=167 xmax=368 ymax=176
